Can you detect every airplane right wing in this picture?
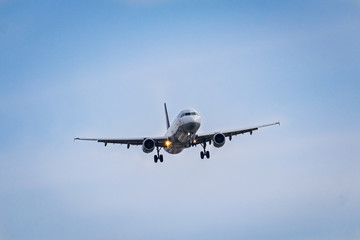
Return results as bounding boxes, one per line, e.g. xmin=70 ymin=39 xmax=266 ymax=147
xmin=74 ymin=136 xmax=168 ymax=147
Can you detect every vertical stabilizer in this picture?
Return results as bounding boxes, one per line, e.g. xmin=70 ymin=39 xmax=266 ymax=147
xmin=164 ymin=103 xmax=170 ymax=129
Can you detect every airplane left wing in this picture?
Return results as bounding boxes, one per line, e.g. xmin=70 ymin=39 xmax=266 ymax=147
xmin=194 ymin=122 xmax=280 ymax=145
xmin=74 ymin=137 xmax=168 ymax=147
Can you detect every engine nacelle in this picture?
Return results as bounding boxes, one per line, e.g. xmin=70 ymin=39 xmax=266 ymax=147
xmin=213 ymin=133 xmax=226 ymax=148
xmin=142 ymin=138 xmax=155 ymax=153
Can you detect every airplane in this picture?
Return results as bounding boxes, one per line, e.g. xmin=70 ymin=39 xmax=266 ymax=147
xmin=74 ymin=103 xmax=280 ymax=163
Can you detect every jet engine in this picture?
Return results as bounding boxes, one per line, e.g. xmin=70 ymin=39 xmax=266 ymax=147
xmin=142 ymin=138 xmax=155 ymax=153
xmin=213 ymin=133 xmax=226 ymax=148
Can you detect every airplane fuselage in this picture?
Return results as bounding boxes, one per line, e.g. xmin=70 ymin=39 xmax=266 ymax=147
xmin=164 ymin=108 xmax=201 ymax=154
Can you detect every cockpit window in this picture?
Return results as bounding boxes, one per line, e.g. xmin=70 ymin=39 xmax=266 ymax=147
xmin=180 ymin=112 xmax=198 ymax=118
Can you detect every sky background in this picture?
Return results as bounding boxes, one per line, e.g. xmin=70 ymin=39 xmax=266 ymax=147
xmin=1 ymin=0 xmax=360 ymax=239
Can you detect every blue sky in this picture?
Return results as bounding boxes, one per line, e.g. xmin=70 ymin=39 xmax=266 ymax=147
xmin=1 ymin=0 xmax=360 ymax=239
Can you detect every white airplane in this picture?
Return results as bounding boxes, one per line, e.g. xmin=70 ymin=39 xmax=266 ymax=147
xmin=75 ymin=103 xmax=279 ymax=163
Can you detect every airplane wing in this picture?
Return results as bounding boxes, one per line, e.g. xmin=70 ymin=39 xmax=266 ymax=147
xmin=74 ymin=136 xmax=168 ymax=147
xmin=194 ymin=122 xmax=280 ymax=145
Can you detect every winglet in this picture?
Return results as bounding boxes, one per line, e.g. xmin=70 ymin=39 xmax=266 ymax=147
xmin=164 ymin=103 xmax=170 ymax=129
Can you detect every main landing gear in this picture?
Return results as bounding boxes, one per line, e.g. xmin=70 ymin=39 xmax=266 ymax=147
xmin=154 ymin=146 xmax=163 ymax=163
xmin=200 ymin=142 xmax=210 ymax=159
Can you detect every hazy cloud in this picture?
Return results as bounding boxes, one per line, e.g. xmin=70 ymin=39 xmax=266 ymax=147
xmin=1 ymin=0 xmax=359 ymax=239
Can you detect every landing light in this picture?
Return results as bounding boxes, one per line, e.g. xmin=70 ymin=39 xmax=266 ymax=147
xmin=165 ymin=140 xmax=171 ymax=147
xmin=193 ymin=139 xmax=197 ymax=144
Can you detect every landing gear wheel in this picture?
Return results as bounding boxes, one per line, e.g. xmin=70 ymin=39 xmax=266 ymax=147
xmin=154 ymin=146 xmax=164 ymax=163
xmin=200 ymin=142 xmax=210 ymax=159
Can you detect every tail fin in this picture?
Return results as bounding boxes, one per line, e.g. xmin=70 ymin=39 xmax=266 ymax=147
xmin=164 ymin=103 xmax=170 ymax=129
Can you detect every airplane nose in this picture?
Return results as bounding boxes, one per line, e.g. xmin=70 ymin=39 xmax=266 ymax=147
xmin=182 ymin=121 xmax=200 ymax=133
